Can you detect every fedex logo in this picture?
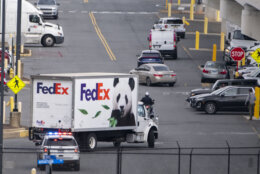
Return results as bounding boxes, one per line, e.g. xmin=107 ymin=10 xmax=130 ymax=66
xmin=37 ymin=82 xmax=69 ymax=95
xmin=81 ymin=83 xmax=110 ymax=101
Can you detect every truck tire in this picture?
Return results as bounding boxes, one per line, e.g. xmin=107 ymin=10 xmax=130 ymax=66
xmin=172 ymin=47 xmax=177 ymax=59
xmin=86 ymin=133 xmax=97 ymax=151
xmin=42 ymin=35 xmax=55 ymax=47
xmin=74 ymin=160 xmax=80 ymax=171
xmin=148 ymin=130 xmax=155 ymax=148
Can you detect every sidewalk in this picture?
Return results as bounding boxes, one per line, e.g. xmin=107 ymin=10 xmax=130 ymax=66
xmin=3 ymin=124 xmax=28 ymax=139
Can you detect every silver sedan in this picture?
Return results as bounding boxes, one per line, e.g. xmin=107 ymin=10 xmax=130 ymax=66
xmin=130 ymin=63 xmax=177 ymax=86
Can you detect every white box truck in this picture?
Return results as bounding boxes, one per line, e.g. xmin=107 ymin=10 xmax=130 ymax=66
xmin=0 ymin=0 xmax=64 ymax=47
xmin=29 ymin=73 xmax=159 ymax=150
xmin=148 ymin=28 xmax=178 ymax=59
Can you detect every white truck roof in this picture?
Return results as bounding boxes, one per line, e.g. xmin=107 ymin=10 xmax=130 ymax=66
xmin=35 ymin=72 xmax=132 ymax=77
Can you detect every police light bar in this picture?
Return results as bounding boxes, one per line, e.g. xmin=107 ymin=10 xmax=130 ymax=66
xmin=47 ymin=132 xmax=72 ymax=136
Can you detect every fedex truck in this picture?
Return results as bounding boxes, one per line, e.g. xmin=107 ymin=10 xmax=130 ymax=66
xmin=29 ymin=73 xmax=159 ymax=150
xmin=0 ymin=0 xmax=64 ymax=47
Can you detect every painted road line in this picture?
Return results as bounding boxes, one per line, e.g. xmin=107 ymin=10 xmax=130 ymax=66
xmin=189 ymin=48 xmax=223 ymax=51
xmin=89 ymin=12 xmax=116 ymax=61
xmin=186 ymin=32 xmax=221 ymax=36
xmin=182 ymin=45 xmax=192 ymax=58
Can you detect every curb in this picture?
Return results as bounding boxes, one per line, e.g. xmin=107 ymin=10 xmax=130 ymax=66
xmin=21 ymin=49 xmax=32 ymax=57
xmin=3 ymin=127 xmax=28 ymax=139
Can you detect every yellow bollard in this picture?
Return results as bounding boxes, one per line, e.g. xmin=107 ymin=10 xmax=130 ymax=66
xmin=9 ymin=68 xmax=14 ymax=78
xmin=220 ymin=32 xmax=225 ymax=51
xmin=18 ymin=60 xmax=21 ymax=78
xmin=10 ymin=97 xmax=14 ymax=112
xmin=168 ymin=3 xmax=171 ymax=17
xmin=18 ymin=102 xmax=22 ymax=112
xmin=190 ymin=1 xmax=194 ymax=20
xmin=182 ymin=16 xmax=190 ymax=26
xmin=31 ymin=168 xmax=37 ymax=174
xmin=216 ymin=10 xmax=220 ymax=22
xmin=204 ymin=17 xmax=208 ymax=34
xmin=195 ymin=31 xmax=199 ymax=50
xmin=165 ymin=0 xmax=168 ymax=9
xmin=21 ymin=44 xmax=24 ymax=54
xmin=212 ymin=44 xmax=217 ymax=61
xmin=178 ymin=0 xmax=181 ymax=6
xmin=242 ymin=57 xmax=245 ymax=66
xmin=254 ymin=87 xmax=260 ymax=119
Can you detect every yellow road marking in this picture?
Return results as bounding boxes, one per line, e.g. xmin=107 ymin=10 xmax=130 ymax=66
xmin=189 ymin=48 xmax=223 ymax=51
xmin=89 ymin=12 xmax=116 ymax=61
xmin=186 ymin=32 xmax=221 ymax=36
xmin=181 ymin=45 xmax=192 ymax=58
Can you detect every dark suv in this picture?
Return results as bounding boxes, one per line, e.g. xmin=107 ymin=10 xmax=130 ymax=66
xmin=187 ymin=79 xmax=258 ymax=103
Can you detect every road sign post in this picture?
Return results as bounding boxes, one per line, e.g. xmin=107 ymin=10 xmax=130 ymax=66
xmin=230 ymin=47 xmax=245 ymax=71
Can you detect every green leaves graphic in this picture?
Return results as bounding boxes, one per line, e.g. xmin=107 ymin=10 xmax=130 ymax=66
xmin=92 ymin=111 xmax=101 ymax=118
xmin=102 ymin=105 xmax=110 ymax=110
xmin=79 ymin=109 xmax=88 ymax=115
xmin=108 ymin=117 xmax=117 ymax=127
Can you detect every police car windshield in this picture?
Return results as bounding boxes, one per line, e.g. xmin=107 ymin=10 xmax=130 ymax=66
xmin=44 ymin=138 xmax=76 ymax=146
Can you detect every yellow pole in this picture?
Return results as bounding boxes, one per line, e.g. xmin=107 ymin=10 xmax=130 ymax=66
xmin=212 ymin=44 xmax=217 ymax=61
xmin=216 ymin=10 xmax=220 ymax=22
xmin=220 ymin=32 xmax=225 ymax=51
xmin=18 ymin=60 xmax=21 ymax=78
xmin=21 ymin=44 xmax=24 ymax=54
xmin=178 ymin=0 xmax=181 ymax=6
xmin=18 ymin=102 xmax=22 ymax=112
xmin=168 ymin=3 xmax=171 ymax=17
xmin=242 ymin=56 xmax=245 ymax=66
xmin=190 ymin=1 xmax=194 ymax=20
xmin=165 ymin=0 xmax=168 ymax=9
xmin=195 ymin=31 xmax=199 ymax=50
xmin=9 ymin=34 xmax=12 ymax=52
xmin=254 ymin=87 xmax=260 ymax=119
xmin=204 ymin=17 xmax=208 ymax=34
xmin=10 ymin=97 xmax=14 ymax=112
xmin=9 ymin=68 xmax=14 ymax=78
xmin=4 ymin=59 xmax=8 ymax=69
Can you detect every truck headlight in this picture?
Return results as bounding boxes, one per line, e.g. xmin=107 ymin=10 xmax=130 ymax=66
xmin=58 ymin=32 xmax=63 ymax=36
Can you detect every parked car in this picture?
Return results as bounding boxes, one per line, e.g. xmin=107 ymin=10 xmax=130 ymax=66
xmin=137 ymin=50 xmax=164 ymax=67
xmin=35 ymin=0 xmax=60 ymax=19
xmin=192 ymin=86 xmax=254 ymax=114
xmin=130 ymin=63 xmax=176 ymax=86
xmin=37 ymin=132 xmax=80 ymax=171
xmin=153 ymin=17 xmax=186 ymax=38
xmin=0 ymin=67 xmax=8 ymax=92
xmin=242 ymin=69 xmax=260 ymax=85
xmin=187 ymin=79 xmax=258 ymax=103
xmin=201 ymin=61 xmax=229 ymax=82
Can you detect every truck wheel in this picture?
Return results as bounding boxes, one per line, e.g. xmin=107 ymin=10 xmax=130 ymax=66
xmin=113 ymin=141 xmax=121 ymax=147
xmin=86 ymin=133 xmax=97 ymax=151
xmin=148 ymin=130 xmax=155 ymax=148
xmin=74 ymin=161 xmax=80 ymax=171
xmin=42 ymin=35 xmax=55 ymax=47
xmin=172 ymin=48 xmax=177 ymax=59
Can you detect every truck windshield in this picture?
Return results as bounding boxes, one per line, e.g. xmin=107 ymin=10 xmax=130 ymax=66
xmin=44 ymin=138 xmax=77 ymax=146
xmin=38 ymin=0 xmax=56 ymax=5
xmin=233 ymin=30 xmax=256 ymax=41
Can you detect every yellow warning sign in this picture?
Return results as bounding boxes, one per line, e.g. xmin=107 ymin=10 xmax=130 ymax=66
xmin=7 ymin=75 xmax=26 ymax=94
xmin=251 ymin=48 xmax=260 ymax=64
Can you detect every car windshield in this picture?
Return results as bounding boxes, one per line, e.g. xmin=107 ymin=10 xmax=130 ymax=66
xmin=44 ymin=138 xmax=76 ymax=146
xmin=153 ymin=66 xmax=169 ymax=71
xmin=167 ymin=19 xmax=183 ymax=24
xmin=38 ymin=0 xmax=56 ymax=5
xmin=211 ymin=87 xmax=229 ymax=95
xmin=205 ymin=62 xmax=225 ymax=69
xmin=142 ymin=53 xmax=160 ymax=57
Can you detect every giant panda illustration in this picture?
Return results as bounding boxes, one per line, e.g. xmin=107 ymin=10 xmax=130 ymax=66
xmin=109 ymin=77 xmax=136 ymax=127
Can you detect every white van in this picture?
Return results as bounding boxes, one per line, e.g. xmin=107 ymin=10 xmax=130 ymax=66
xmin=148 ymin=29 xmax=178 ymax=59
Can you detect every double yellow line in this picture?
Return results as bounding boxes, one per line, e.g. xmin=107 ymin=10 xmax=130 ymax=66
xmin=89 ymin=12 xmax=116 ymax=61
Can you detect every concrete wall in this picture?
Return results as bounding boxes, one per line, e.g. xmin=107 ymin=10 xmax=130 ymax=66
xmin=241 ymin=4 xmax=260 ymax=40
xmin=203 ymin=0 xmax=220 ymax=21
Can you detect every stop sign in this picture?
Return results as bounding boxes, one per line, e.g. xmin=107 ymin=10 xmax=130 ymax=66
xmin=230 ymin=47 xmax=245 ymax=61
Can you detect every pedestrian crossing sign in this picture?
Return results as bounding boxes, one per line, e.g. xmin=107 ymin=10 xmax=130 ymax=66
xmin=251 ymin=48 xmax=260 ymax=64
xmin=7 ymin=75 xmax=26 ymax=94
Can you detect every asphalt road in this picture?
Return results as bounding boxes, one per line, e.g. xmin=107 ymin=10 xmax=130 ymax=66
xmin=2 ymin=0 xmax=260 ymax=173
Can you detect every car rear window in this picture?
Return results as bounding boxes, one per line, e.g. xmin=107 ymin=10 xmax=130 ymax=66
xmin=205 ymin=62 xmax=225 ymax=69
xmin=44 ymin=138 xmax=77 ymax=146
xmin=140 ymin=58 xmax=162 ymax=63
xmin=166 ymin=19 xmax=183 ymax=24
xmin=142 ymin=53 xmax=160 ymax=57
xmin=153 ymin=66 xmax=169 ymax=71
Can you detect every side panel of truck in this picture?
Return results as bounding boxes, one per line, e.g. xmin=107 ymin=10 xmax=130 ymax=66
xmin=32 ymin=78 xmax=73 ymax=129
xmin=73 ymin=77 xmax=138 ymax=131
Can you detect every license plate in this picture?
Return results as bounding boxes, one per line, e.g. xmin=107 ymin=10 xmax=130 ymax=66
xmin=154 ymin=45 xmax=161 ymax=48
xmin=211 ymin=70 xmax=218 ymax=74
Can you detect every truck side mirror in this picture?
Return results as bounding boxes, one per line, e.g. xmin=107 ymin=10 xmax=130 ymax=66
xmin=225 ymin=40 xmax=229 ymax=45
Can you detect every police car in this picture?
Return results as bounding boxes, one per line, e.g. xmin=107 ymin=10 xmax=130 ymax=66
xmin=37 ymin=132 xmax=80 ymax=171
